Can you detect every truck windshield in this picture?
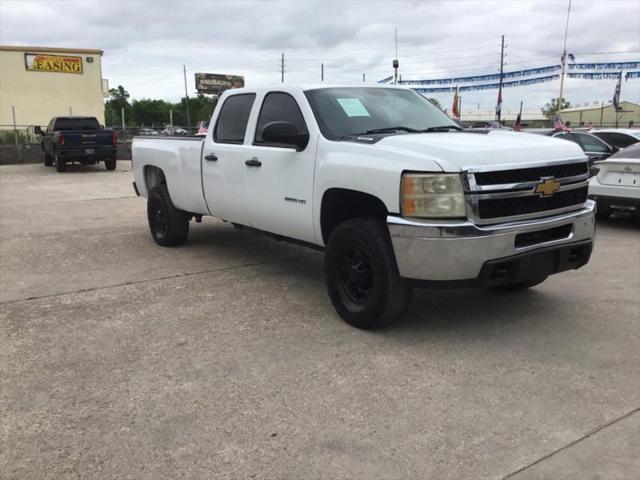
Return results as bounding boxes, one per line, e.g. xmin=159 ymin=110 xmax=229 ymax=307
xmin=304 ymin=87 xmax=458 ymax=140
xmin=54 ymin=118 xmax=101 ymax=131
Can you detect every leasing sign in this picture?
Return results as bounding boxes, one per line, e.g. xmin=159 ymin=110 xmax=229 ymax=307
xmin=25 ymin=53 xmax=83 ymax=74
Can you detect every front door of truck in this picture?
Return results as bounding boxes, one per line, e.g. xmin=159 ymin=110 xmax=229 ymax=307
xmin=202 ymin=93 xmax=256 ymax=226
xmin=243 ymin=91 xmax=316 ymax=243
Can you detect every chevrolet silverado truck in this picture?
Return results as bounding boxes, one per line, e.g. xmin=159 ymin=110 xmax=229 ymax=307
xmin=132 ymin=85 xmax=596 ymax=329
xmin=36 ymin=116 xmax=117 ymax=172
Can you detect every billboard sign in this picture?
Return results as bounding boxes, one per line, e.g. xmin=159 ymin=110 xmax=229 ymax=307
xmin=25 ymin=53 xmax=83 ymax=74
xmin=195 ymin=73 xmax=244 ymax=94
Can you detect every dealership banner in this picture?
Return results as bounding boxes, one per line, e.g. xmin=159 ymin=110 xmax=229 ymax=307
xmin=24 ymin=53 xmax=83 ymax=74
xmin=379 ymin=60 xmax=640 ymax=89
xmin=195 ymin=73 xmax=245 ymax=94
xmin=413 ymin=74 xmax=560 ymax=93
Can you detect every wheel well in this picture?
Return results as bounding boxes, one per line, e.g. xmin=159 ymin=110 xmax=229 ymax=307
xmin=143 ymin=165 xmax=166 ymax=192
xmin=320 ymin=188 xmax=389 ymax=243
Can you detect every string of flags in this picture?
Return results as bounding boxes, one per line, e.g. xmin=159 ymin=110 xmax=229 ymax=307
xmin=377 ymin=61 xmax=640 ymax=92
xmin=412 ymin=75 xmax=560 ymax=94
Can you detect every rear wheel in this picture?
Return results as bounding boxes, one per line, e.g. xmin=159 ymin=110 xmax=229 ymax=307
xmin=55 ymin=152 xmax=66 ymax=172
xmin=147 ymin=184 xmax=189 ymax=246
xmin=42 ymin=148 xmax=53 ymax=166
xmin=324 ymin=218 xmax=412 ymax=329
xmin=105 ymin=156 xmax=117 ymax=171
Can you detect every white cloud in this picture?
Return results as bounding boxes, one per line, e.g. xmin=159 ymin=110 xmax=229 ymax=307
xmin=1 ymin=0 xmax=638 ymax=110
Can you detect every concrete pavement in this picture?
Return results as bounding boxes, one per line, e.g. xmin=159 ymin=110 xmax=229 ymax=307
xmin=1 ymin=162 xmax=638 ymax=479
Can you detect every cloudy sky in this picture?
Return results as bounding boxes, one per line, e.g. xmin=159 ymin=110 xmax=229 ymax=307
xmin=1 ymin=0 xmax=638 ymax=114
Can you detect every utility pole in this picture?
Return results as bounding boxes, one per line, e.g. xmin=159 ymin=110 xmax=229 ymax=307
xmin=321 ymin=63 xmax=324 ymax=82
xmin=363 ymin=73 xmax=366 ymax=83
xmin=183 ymin=65 xmax=191 ymax=129
xmin=558 ymin=0 xmax=572 ymax=112
xmin=600 ymin=101 xmax=604 ymax=126
xmin=496 ymin=34 xmax=505 ymax=123
xmin=280 ymin=53 xmax=285 ymax=83
xmin=392 ymin=26 xmax=399 ymax=84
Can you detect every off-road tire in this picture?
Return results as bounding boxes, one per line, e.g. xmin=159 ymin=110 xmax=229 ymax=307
xmin=55 ymin=152 xmax=66 ymax=172
xmin=42 ymin=148 xmax=53 ymax=167
xmin=105 ymin=156 xmax=117 ymax=171
xmin=324 ymin=217 xmax=412 ymax=329
xmin=494 ymin=276 xmax=548 ymax=291
xmin=147 ymin=184 xmax=189 ymax=246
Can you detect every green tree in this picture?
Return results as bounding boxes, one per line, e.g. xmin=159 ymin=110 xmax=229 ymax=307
xmin=174 ymin=95 xmax=218 ymax=127
xmin=105 ymin=85 xmax=131 ymax=126
xmin=541 ymin=97 xmax=571 ymax=119
xmin=131 ymin=99 xmax=172 ymax=127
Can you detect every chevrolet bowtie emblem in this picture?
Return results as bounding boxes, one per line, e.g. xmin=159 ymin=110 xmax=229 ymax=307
xmin=534 ymin=177 xmax=561 ymax=197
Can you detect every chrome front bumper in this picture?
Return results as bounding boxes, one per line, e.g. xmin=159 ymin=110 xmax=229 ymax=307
xmin=387 ymin=200 xmax=596 ymax=282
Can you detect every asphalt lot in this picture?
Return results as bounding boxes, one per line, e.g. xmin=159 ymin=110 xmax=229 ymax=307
xmin=1 ymin=161 xmax=638 ymax=480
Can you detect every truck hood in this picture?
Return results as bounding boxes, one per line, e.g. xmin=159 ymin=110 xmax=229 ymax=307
xmin=375 ymin=130 xmax=586 ymax=171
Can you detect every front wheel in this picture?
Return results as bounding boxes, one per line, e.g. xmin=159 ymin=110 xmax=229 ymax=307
xmin=105 ymin=156 xmax=117 ymax=171
xmin=147 ymin=184 xmax=189 ymax=246
xmin=324 ymin=218 xmax=412 ymax=329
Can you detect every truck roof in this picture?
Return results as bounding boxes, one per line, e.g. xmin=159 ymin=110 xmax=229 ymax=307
xmin=222 ymin=84 xmax=411 ymax=95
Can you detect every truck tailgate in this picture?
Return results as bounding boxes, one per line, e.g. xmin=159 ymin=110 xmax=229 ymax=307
xmin=61 ymin=131 xmax=114 ymax=146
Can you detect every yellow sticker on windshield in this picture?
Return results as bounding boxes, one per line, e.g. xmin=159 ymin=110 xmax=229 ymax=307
xmin=337 ymin=98 xmax=370 ymax=117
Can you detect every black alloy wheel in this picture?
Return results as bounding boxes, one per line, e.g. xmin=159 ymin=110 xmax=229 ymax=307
xmin=147 ymin=184 xmax=189 ymax=246
xmin=324 ymin=217 xmax=412 ymax=329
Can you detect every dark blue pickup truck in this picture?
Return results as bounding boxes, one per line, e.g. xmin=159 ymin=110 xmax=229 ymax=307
xmin=36 ymin=117 xmax=117 ymax=172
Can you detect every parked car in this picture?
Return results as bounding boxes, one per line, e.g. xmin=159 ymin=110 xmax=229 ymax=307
xmin=139 ymin=128 xmax=159 ymax=136
xmin=589 ymin=143 xmax=640 ymax=220
xmin=589 ymin=129 xmax=640 ymax=150
xmin=549 ymin=131 xmax=617 ymax=163
xmin=132 ymin=85 xmax=595 ymax=329
xmin=36 ymin=116 xmax=117 ymax=172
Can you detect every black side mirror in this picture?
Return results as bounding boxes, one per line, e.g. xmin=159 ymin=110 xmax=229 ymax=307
xmin=34 ymin=126 xmax=43 ymax=135
xmin=261 ymin=121 xmax=309 ymax=151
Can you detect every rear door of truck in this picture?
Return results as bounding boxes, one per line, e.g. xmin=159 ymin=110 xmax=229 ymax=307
xmin=201 ymin=93 xmax=256 ymax=226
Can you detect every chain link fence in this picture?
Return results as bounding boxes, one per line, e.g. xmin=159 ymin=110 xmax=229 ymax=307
xmin=0 ymin=124 xmax=202 ymax=164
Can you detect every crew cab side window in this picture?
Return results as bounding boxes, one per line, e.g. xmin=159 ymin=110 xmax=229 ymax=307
xmin=213 ymin=94 xmax=256 ymax=144
xmin=254 ymin=92 xmax=308 ymax=145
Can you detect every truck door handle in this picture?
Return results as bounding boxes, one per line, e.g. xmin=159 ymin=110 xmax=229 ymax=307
xmin=205 ymin=154 xmax=218 ymax=162
xmin=245 ymin=158 xmax=262 ymax=167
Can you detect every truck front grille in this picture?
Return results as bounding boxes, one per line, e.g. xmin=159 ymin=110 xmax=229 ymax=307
xmin=474 ymin=163 xmax=588 ymax=185
xmin=465 ymin=160 xmax=590 ymax=224
xmin=478 ymin=186 xmax=589 ymax=219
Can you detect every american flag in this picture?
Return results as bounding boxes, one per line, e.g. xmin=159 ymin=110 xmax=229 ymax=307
xmin=197 ymin=120 xmax=209 ymax=135
xmin=553 ymin=112 xmax=570 ymax=131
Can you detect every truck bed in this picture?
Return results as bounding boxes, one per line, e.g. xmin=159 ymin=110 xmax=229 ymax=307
xmin=132 ymin=136 xmax=209 ymax=215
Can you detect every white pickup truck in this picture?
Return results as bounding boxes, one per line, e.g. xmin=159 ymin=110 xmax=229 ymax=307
xmin=132 ymin=85 xmax=595 ymax=329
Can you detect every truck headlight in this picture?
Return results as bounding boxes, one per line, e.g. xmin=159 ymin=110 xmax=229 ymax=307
xmin=401 ymin=173 xmax=466 ymax=218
